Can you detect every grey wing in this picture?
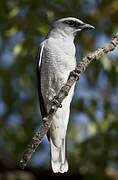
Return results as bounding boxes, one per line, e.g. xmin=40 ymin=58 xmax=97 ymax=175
xmin=35 ymin=42 xmax=47 ymax=118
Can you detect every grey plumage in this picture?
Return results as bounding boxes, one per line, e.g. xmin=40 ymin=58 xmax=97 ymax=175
xmin=36 ymin=17 xmax=94 ymax=173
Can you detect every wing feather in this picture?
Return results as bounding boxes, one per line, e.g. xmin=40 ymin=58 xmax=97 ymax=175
xmin=35 ymin=42 xmax=47 ymax=118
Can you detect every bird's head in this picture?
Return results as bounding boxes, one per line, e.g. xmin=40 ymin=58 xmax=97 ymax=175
xmin=50 ymin=17 xmax=95 ymax=38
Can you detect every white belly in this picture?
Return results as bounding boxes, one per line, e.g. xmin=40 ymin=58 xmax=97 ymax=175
xmin=40 ymin=37 xmax=76 ymax=146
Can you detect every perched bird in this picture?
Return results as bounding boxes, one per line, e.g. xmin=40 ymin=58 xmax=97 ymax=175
xmin=36 ymin=17 xmax=94 ymax=173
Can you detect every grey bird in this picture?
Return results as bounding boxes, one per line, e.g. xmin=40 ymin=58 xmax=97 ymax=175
xmin=36 ymin=17 xmax=94 ymax=173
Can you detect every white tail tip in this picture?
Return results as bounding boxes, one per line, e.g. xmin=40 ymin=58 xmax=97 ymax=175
xmin=51 ymin=160 xmax=68 ymax=173
xmin=60 ymin=160 xmax=68 ymax=173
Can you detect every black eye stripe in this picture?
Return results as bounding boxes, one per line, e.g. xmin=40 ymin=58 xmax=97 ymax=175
xmin=64 ymin=20 xmax=80 ymax=27
xmin=68 ymin=20 xmax=76 ymax=26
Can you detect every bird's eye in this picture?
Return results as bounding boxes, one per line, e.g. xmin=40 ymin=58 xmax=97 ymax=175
xmin=68 ymin=21 xmax=76 ymax=26
xmin=65 ymin=20 xmax=76 ymax=27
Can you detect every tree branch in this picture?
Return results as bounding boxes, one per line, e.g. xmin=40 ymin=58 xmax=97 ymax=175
xmin=19 ymin=33 xmax=118 ymax=169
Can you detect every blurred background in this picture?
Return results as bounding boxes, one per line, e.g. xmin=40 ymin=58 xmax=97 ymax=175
xmin=0 ymin=0 xmax=118 ymax=179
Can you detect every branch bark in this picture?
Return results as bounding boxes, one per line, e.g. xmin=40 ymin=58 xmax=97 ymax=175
xmin=19 ymin=33 xmax=118 ymax=169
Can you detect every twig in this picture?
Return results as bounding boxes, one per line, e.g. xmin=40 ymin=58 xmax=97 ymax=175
xmin=19 ymin=33 xmax=118 ymax=169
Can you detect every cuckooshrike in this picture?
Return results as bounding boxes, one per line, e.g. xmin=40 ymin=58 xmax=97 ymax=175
xmin=36 ymin=17 xmax=94 ymax=173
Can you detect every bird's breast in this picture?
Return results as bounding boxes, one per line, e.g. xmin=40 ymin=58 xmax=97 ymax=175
xmin=40 ymin=37 xmax=76 ymax=105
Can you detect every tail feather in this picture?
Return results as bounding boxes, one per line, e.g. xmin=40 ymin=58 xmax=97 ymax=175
xmin=60 ymin=139 xmax=65 ymax=164
xmin=60 ymin=139 xmax=68 ymax=173
xmin=60 ymin=160 xmax=68 ymax=173
xmin=50 ymin=138 xmax=68 ymax=173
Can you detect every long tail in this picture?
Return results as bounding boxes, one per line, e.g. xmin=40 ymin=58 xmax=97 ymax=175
xmin=50 ymin=138 xmax=68 ymax=173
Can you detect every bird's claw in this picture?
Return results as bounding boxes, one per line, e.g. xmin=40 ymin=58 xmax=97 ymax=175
xmin=70 ymin=71 xmax=80 ymax=80
xmin=52 ymin=96 xmax=62 ymax=108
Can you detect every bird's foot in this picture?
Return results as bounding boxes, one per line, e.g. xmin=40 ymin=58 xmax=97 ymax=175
xmin=52 ymin=96 xmax=62 ymax=108
xmin=70 ymin=70 xmax=80 ymax=80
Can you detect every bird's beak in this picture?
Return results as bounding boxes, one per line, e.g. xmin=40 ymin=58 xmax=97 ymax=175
xmin=80 ymin=23 xmax=95 ymax=30
xmin=74 ymin=23 xmax=95 ymax=33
